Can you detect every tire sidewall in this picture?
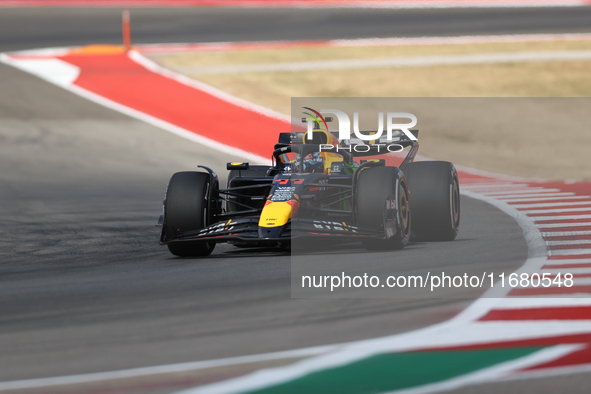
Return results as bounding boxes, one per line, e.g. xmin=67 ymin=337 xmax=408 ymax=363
xmin=164 ymin=172 xmax=215 ymax=257
xmin=405 ymin=161 xmax=460 ymax=241
xmin=357 ymin=166 xmax=410 ymax=250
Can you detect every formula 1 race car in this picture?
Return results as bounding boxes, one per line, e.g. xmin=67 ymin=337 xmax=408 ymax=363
xmin=157 ymin=120 xmax=460 ymax=257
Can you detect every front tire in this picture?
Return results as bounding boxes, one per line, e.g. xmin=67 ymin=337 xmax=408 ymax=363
xmin=404 ymin=161 xmax=460 ymax=241
xmin=164 ymin=172 xmax=215 ymax=257
xmin=357 ymin=166 xmax=411 ymax=251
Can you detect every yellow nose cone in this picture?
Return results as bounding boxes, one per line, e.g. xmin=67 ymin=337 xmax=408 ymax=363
xmin=259 ymin=201 xmax=292 ymax=227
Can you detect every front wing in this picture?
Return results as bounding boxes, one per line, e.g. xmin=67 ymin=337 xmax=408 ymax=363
xmin=159 ymin=217 xmax=387 ymax=245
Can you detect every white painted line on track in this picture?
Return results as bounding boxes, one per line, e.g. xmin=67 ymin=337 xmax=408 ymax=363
xmin=538 ymin=222 xmax=591 ymax=228
xmin=532 ymin=215 xmax=591 ymax=222
xmin=175 ymin=345 xmax=583 ymax=394
xmin=177 ymin=50 xmax=591 ymax=74
xmin=1 ymin=57 xmax=80 ymax=85
xmin=0 ymin=346 xmax=334 ymax=391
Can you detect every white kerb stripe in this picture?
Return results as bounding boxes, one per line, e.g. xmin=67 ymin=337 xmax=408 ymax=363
xmin=538 ymin=223 xmax=591 ymax=228
xmin=481 ymin=189 xmax=560 ymax=196
xmin=511 ymin=201 xmax=591 ymax=209
xmin=542 ymin=258 xmax=591 ymax=265
xmin=0 ymin=346 xmax=332 ymax=391
xmin=547 ymin=240 xmax=591 ymax=246
xmin=506 ymin=193 xmax=591 ymax=203
xmin=526 ymin=207 xmax=591 ymax=214
xmin=462 ymin=183 xmax=528 ymax=189
xmin=531 ymin=215 xmax=591 ymax=222
xmin=542 ymin=231 xmax=591 ymax=236
xmin=493 ymin=297 xmax=591 ymax=308
xmin=549 ymin=249 xmax=591 ymax=256
xmin=541 ymin=267 xmax=591 ymax=274
xmin=0 ymin=55 xmax=80 ymax=86
xmin=497 ymin=192 xmax=575 ymax=199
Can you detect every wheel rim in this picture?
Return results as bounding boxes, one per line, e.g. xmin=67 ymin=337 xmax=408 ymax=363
xmin=399 ymin=184 xmax=410 ymax=236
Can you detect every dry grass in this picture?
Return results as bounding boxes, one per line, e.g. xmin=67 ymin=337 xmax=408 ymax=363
xmin=149 ymin=40 xmax=591 ymax=181
xmin=185 ymin=61 xmax=591 ymax=114
xmin=155 ymin=40 xmax=591 ymax=68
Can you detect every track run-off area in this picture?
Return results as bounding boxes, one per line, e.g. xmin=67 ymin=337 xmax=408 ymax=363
xmin=2 ymin=39 xmax=591 ymax=393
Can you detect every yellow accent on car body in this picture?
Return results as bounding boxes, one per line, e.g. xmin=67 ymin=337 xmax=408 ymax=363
xmin=258 ymin=201 xmax=292 ymax=227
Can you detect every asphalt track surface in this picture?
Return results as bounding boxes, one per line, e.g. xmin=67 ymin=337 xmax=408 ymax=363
xmin=1 ymin=5 xmax=586 ymax=391
xmin=2 ymin=6 xmax=591 ymax=52
xmin=0 ymin=58 xmax=528 ymax=380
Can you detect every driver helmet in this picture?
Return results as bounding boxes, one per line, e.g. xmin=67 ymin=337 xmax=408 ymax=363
xmin=295 ymin=152 xmax=325 ymax=173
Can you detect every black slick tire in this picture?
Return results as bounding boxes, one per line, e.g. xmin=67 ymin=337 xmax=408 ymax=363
xmin=357 ymin=166 xmax=411 ymax=251
xmin=404 ymin=161 xmax=460 ymax=241
xmin=164 ymin=172 xmax=215 ymax=257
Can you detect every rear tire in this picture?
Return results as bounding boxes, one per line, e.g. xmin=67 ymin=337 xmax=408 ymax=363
xmin=404 ymin=161 xmax=460 ymax=241
xmin=357 ymin=167 xmax=411 ymax=251
xmin=164 ymin=172 xmax=215 ymax=257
